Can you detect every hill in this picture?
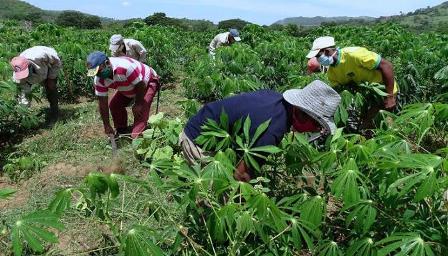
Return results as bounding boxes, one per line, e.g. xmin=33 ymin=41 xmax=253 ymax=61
xmin=274 ymin=1 xmax=448 ymax=32
xmin=378 ymin=1 xmax=448 ymax=32
xmin=0 ymin=0 xmax=114 ymax=24
xmin=273 ymin=16 xmax=375 ymax=27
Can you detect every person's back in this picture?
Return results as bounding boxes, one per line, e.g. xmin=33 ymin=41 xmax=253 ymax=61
xmin=184 ymin=90 xmax=291 ymax=148
xmin=327 ymin=47 xmax=398 ymax=94
xmin=20 ymin=46 xmax=60 ymax=64
xmin=122 ymin=39 xmax=147 ymax=62
xmin=209 ymin=32 xmax=230 ymax=54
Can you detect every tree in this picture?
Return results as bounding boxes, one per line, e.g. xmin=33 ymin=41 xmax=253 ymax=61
xmin=217 ymin=19 xmax=251 ymax=30
xmin=82 ymin=15 xmax=101 ymax=29
xmin=55 ymin=11 xmax=101 ymax=29
xmin=144 ymin=12 xmax=168 ymax=26
xmin=144 ymin=12 xmax=186 ymax=29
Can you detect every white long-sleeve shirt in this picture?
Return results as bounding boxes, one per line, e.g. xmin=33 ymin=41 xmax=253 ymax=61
xmin=111 ymin=39 xmax=147 ymax=63
xmin=208 ymin=32 xmax=230 ymax=55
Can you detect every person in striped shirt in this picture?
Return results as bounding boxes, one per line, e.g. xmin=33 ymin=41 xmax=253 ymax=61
xmin=86 ymin=51 xmax=160 ymax=138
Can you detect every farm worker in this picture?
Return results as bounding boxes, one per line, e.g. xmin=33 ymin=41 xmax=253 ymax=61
xmin=86 ymin=51 xmax=160 ymax=139
xmin=208 ymin=28 xmax=241 ymax=56
xmin=180 ymin=80 xmax=341 ymax=182
xmin=10 ymin=46 xmax=61 ymax=122
xmin=109 ymin=34 xmax=148 ymax=63
xmin=306 ymin=36 xmax=398 ymax=127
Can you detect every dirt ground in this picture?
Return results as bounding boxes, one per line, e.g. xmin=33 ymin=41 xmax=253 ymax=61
xmin=0 ymin=162 xmax=94 ymax=210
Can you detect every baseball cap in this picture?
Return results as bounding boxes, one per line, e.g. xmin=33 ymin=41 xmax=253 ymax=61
xmin=229 ymin=29 xmax=241 ymax=42
xmin=306 ymin=36 xmax=335 ymax=58
xmin=86 ymin=51 xmax=107 ymax=77
xmin=10 ymin=56 xmax=30 ymax=80
xmin=109 ymin=34 xmax=124 ymax=52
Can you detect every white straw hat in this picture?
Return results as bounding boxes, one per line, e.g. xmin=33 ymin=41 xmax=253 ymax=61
xmin=283 ymin=80 xmax=341 ymax=134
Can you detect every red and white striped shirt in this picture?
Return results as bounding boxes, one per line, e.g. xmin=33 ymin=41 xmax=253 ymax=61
xmin=93 ymin=57 xmax=158 ymax=98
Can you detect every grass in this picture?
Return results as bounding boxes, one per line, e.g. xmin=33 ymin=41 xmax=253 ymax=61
xmin=0 ymin=85 xmax=187 ymax=254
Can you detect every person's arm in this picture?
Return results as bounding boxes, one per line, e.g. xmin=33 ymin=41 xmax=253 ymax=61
xmin=378 ymin=58 xmax=396 ymax=109
xmin=132 ymin=41 xmax=147 ymax=63
xmin=134 ymin=81 xmax=146 ymax=105
xmin=209 ymin=36 xmax=218 ymax=54
xmin=234 ymin=160 xmax=253 ymax=182
xmin=98 ymin=96 xmax=114 ymax=135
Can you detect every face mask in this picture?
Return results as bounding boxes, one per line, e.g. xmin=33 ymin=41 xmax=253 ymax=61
xmin=97 ymin=66 xmax=112 ymax=79
xmin=291 ymin=110 xmax=321 ymax=133
xmin=318 ymin=51 xmax=337 ymax=66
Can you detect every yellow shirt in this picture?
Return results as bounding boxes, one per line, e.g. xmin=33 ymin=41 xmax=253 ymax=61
xmin=327 ymin=47 xmax=398 ymax=94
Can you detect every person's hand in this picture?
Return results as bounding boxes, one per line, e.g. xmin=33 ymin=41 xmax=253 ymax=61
xmin=384 ymin=95 xmax=396 ymax=110
xmin=104 ymin=124 xmax=115 ymax=136
xmin=132 ymin=103 xmax=145 ymax=120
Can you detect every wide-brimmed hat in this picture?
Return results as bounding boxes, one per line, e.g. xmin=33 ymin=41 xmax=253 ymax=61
xmin=10 ymin=56 xmax=30 ymax=80
xmin=306 ymin=36 xmax=335 ymax=58
xmin=283 ymin=80 xmax=341 ymax=134
xmin=109 ymin=34 xmax=124 ymax=51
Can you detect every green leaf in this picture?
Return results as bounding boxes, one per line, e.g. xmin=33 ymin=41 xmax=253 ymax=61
xmin=243 ymin=115 xmax=251 ymax=144
xmin=343 ymin=200 xmax=377 ymax=234
xmin=124 ymin=227 xmax=164 ymax=256
xmin=414 ymin=170 xmax=437 ymax=202
xmin=372 ymin=86 xmax=389 ymax=97
xmin=249 ymin=119 xmax=271 ymax=147
xmin=107 ymin=174 xmax=120 ymax=199
xmin=0 ymin=188 xmax=16 ymax=200
xmin=219 ymin=108 xmax=229 ymax=130
xmin=331 ymin=158 xmax=368 ymax=204
xmin=347 ymin=238 xmax=377 ymax=256
xmin=48 ymin=189 xmax=73 ymax=215
xmin=12 ymin=210 xmax=64 ymax=256
xmin=316 ymin=240 xmax=343 ymax=256
xmin=300 ymin=196 xmax=325 ymax=228
xmin=376 ymin=233 xmax=435 ymax=256
xmin=250 ymin=145 xmax=282 ymax=154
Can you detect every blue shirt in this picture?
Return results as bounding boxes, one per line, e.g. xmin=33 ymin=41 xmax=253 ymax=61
xmin=185 ymin=90 xmax=291 ymax=148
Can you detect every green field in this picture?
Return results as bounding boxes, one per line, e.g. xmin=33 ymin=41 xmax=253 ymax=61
xmin=0 ymin=18 xmax=448 ymax=256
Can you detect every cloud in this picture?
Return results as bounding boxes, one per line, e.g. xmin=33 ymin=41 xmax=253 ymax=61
xmin=122 ymin=1 xmax=130 ymax=6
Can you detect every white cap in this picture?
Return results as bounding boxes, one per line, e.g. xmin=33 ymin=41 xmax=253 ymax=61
xmin=109 ymin=34 xmax=124 ymax=51
xmin=306 ymin=36 xmax=335 ymax=58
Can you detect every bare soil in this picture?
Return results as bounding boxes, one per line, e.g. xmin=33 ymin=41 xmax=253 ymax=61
xmin=0 ymin=162 xmax=94 ymax=210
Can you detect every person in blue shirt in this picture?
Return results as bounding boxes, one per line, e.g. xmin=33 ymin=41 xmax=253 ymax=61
xmin=180 ymin=80 xmax=341 ymax=182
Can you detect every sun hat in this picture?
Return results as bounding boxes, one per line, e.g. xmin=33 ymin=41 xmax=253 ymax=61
xmin=307 ymin=57 xmax=321 ymax=74
xmin=109 ymin=34 xmax=124 ymax=51
xmin=283 ymin=80 xmax=341 ymax=134
xmin=10 ymin=56 xmax=30 ymax=80
xmin=229 ymin=28 xmax=241 ymax=42
xmin=86 ymin=51 xmax=108 ymax=77
xmin=306 ymin=36 xmax=335 ymax=59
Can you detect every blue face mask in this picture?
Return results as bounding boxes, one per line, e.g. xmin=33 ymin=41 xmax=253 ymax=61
xmin=318 ymin=51 xmax=337 ymax=66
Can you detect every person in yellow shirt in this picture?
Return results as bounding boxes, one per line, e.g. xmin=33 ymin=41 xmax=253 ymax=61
xmin=306 ymin=36 xmax=397 ymax=128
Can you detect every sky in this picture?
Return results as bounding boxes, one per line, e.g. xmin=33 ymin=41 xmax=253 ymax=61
xmin=23 ymin=0 xmax=446 ymax=25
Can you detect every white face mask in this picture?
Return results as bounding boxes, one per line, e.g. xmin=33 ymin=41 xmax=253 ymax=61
xmin=318 ymin=50 xmax=337 ymax=66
